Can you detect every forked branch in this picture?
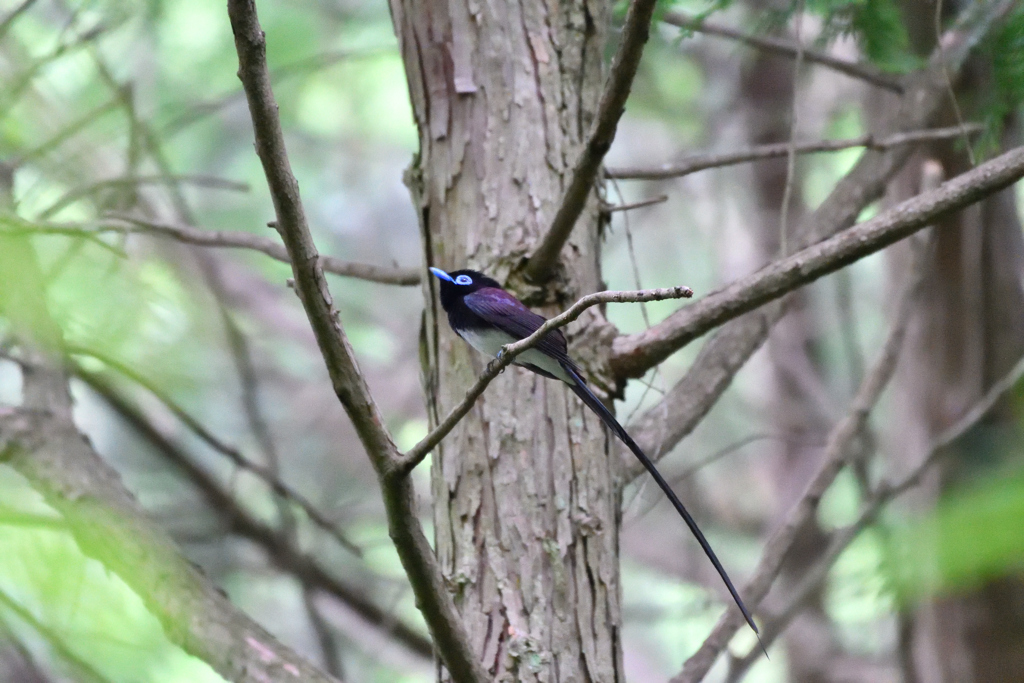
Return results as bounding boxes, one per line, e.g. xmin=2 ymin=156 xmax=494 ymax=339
xmin=612 ymin=144 xmax=1024 ymax=378
xmin=395 ymin=285 xmax=694 ymax=476
xmin=524 ymin=0 xmax=660 ymax=282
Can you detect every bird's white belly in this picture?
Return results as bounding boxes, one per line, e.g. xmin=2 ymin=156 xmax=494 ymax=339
xmin=458 ymin=328 xmax=575 ymax=384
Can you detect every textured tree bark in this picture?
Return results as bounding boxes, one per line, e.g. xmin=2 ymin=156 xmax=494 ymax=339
xmin=388 ymin=0 xmax=625 ymax=680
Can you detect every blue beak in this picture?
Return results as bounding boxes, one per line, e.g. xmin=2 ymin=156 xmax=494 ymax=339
xmin=429 ymin=267 xmax=454 ymax=283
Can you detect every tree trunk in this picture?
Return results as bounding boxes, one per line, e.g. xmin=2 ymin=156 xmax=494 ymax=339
xmin=889 ymin=4 xmax=1024 ymax=680
xmin=388 ymin=0 xmax=625 ymax=679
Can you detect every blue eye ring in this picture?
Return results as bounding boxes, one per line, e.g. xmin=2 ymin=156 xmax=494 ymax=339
xmin=454 ymin=274 xmax=473 ymax=285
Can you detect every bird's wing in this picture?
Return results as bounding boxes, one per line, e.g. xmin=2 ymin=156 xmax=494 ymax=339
xmin=462 ymin=288 xmax=570 ymax=361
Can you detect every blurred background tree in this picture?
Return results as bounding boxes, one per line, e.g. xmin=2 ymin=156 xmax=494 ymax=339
xmin=0 ymin=0 xmax=1022 ymax=681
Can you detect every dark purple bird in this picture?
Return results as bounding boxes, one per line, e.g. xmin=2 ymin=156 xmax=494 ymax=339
xmin=430 ymin=267 xmax=761 ymax=641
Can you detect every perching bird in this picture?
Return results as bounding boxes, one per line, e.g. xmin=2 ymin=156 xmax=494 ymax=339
xmin=429 ymin=267 xmax=761 ymax=640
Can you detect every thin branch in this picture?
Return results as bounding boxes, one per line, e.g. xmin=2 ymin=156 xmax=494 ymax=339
xmin=78 ymin=371 xmax=435 ymax=660
xmin=67 ymin=349 xmax=362 ymax=557
xmin=226 ymin=3 xmax=479 ymax=679
xmin=605 ymin=124 xmax=983 ymax=180
xmin=39 ymin=175 xmax=250 ymax=219
xmin=625 ymin=300 xmax=790 ymax=480
xmin=164 ymin=46 xmax=394 ymax=136
xmin=523 ymin=0 xmax=660 ymax=282
xmin=8 ymin=214 xmax=420 ymax=285
xmin=8 ymin=97 xmax=120 ymax=168
xmin=602 ymin=194 xmax=668 ymax=213
xmin=724 ymin=351 xmax=1024 ymax=681
xmin=674 ymin=240 xmax=927 ymax=682
xmin=611 ymin=143 xmax=1024 ymax=378
xmin=779 ymin=0 xmax=806 ymax=257
xmin=0 ymin=504 xmax=66 ymax=531
xmin=663 ymin=12 xmax=903 ymax=92
xmin=0 ymin=235 xmax=343 ymax=683
xmin=395 ymin=285 xmax=694 ymax=476
xmin=617 ymin=0 xmax=1017 ymax=481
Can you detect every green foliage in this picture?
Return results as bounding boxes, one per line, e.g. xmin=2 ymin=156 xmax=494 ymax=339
xmin=977 ymin=7 xmax=1024 ymax=156
xmin=812 ymin=0 xmax=919 ymax=73
xmin=889 ymin=468 xmax=1024 ymax=602
xmin=0 ymin=472 xmax=224 ymax=683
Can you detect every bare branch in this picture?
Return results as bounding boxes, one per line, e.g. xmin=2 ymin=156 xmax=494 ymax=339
xmin=225 ymin=3 xmax=481 ymax=679
xmin=39 ymin=175 xmax=250 ymax=219
xmin=0 ymin=586 xmax=111 ymax=683
xmin=68 ymin=348 xmax=362 ymax=556
xmin=0 ymin=234 xmax=342 ymax=683
xmin=602 ymin=194 xmax=669 ymax=212
xmin=624 ymin=300 xmax=789 ymax=479
xmin=663 ymin=12 xmax=903 ymax=92
xmin=77 ymin=371 xmax=435 ymax=660
xmin=724 ymin=350 xmax=1024 ymax=680
xmin=3 ymin=214 xmax=420 ymax=285
xmin=395 ymin=285 xmax=694 ymax=476
xmin=523 ymin=0 xmax=660 ymax=282
xmin=612 ymin=0 xmax=1017 ymax=380
xmin=605 ymin=124 xmax=983 ymax=180
xmin=615 ymin=0 xmax=1018 ymax=488
xmin=612 ymin=144 xmax=1024 ymax=378
xmin=674 ymin=239 xmax=927 ymax=681
xmin=109 ymin=214 xmax=420 ymax=285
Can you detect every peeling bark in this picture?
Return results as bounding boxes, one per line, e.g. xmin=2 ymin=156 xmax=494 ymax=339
xmin=389 ymin=0 xmax=624 ymax=678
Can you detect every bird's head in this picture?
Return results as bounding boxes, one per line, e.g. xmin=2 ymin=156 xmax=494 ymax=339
xmin=429 ymin=268 xmax=501 ymax=310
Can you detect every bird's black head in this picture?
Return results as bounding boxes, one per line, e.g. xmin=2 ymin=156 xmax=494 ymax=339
xmin=429 ymin=268 xmax=501 ymax=311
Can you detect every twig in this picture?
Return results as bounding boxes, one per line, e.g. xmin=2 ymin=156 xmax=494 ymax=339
xmin=724 ymin=351 xmax=1024 ymax=681
xmin=79 ymin=373 xmax=434 ymax=659
xmin=226 ymin=2 xmax=481 ymax=680
xmin=0 ymin=504 xmax=66 ymax=530
xmin=602 ymin=194 xmax=668 ymax=213
xmin=605 ymin=125 xmax=983 ymax=180
xmin=936 ymin=0 xmax=976 ymax=166
xmin=779 ymin=1 xmax=806 ymax=257
xmin=611 ymin=143 xmax=1024 ymax=378
xmin=617 ymin=0 xmax=1017 ymax=485
xmin=39 ymin=175 xmax=250 ymax=219
xmin=8 ymin=98 xmax=120 ymax=168
xmin=395 ymin=285 xmax=693 ymax=476
xmin=663 ymin=12 xmax=903 ymax=92
xmin=673 ymin=238 xmax=927 ymax=682
xmin=523 ymin=0 xmax=660 ymax=282
xmin=0 ymin=238 xmax=344 ymax=683
xmin=13 ymin=214 xmax=420 ymax=285
xmin=67 ymin=348 xmax=363 ymax=557
xmin=164 ymin=46 xmax=394 ymax=135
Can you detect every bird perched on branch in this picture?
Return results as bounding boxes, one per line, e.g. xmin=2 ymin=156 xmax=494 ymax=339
xmin=429 ymin=267 xmax=762 ymax=642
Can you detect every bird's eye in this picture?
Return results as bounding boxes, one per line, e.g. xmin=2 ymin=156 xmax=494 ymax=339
xmin=454 ymin=274 xmax=473 ymax=285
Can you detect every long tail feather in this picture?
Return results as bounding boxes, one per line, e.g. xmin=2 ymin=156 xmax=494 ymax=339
xmin=561 ymin=362 xmax=762 ymax=641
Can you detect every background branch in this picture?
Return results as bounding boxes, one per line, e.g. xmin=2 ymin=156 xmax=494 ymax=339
xmin=663 ymin=12 xmax=903 ymax=92
xmin=606 ymin=125 xmax=982 ymax=180
xmin=616 ymin=0 xmax=1018 ymax=490
xmin=225 ymin=2 xmax=483 ymax=679
xmin=523 ymin=0 xmax=660 ymax=282
xmin=611 ymin=143 xmax=1024 ymax=378
xmin=674 ymin=236 xmax=927 ymax=681
xmin=76 ymin=371 xmax=434 ymax=659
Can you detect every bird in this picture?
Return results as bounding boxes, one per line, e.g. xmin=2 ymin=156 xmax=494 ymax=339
xmin=429 ymin=267 xmax=762 ymax=642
